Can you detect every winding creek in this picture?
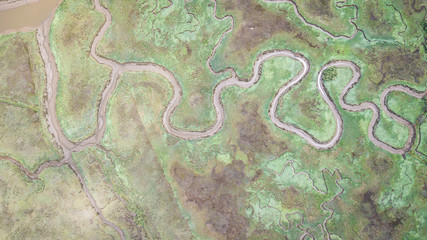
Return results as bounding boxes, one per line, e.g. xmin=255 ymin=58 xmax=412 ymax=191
xmin=0 ymin=0 xmax=426 ymax=239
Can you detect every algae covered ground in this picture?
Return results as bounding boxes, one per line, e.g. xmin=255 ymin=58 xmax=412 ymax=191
xmin=0 ymin=0 xmax=426 ymax=239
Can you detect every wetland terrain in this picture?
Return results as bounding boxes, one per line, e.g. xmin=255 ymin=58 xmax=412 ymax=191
xmin=0 ymin=0 xmax=426 ymax=239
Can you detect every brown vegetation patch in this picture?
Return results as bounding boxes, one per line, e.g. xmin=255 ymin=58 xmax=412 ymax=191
xmin=219 ymin=0 xmax=319 ymax=54
xmin=357 ymin=1 xmax=408 ymax=39
xmin=301 ymin=98 xmax=322 ymax=123
xmin=367 ymin=155 xmax=393 ymax=173
xmin=237 ymin=101 xmax=287 ymax=158
xmin=360 ymin=1 xmax=395 ymax=37
xmin=422 ymin=183 xmax=427 ymax=198
xmin=0 ymin=35 xmax=36 ymax=102
xmin=281 ymin=186 xmax=304 ymax=208
xmin=366 ymin=47 xmax=425 ymax=85
xmin=66 ymin=73 xmax=94 ymax=114
xmin=172 ymin=160 xmax=249 ymax=239
xmin=294 ymin=0 xmax=333 ymax=18
xmin=358 ymin=190 xmax=406 ymax=239
xmin=248 ymin=229 xmax=288 ymax=239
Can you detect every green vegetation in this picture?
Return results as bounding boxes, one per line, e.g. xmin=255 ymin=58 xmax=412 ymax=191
xmin=50 ymin=0 xmax=111 ymax=142
xmin=274 ymin=57 xmax=337 ymax=143
xmin=0 ymin=0 xmax=426 ymax=239
xmin=98 ymin=0 xmax=230 ymax=131
xmin=322 ymin=67 xmax=337 ymax=81
xmin=293 ymin=0 xmax=357 ymax=37
xmin=72 ymin=147 xmax=144 ymax=239
xmin=387 ymin=91 xmax=425 ymax=124
xmin=0 ymin=162 xmax=118 ymax=238
xmin=353 ymin=0 xmax=407 ymax=42
xmin=422 ymin=19 xmax=427 ymax=52
xmin=0 ymin=32 xmax=60 ymax=171
xmin=419 ymin=117 xmax=427 ymax=154
xmin=100 ymin=72 xmax=194 ymax=239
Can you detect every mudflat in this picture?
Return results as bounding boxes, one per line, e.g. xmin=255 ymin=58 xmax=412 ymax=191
xmin=0 ymin=0 xmax=61 ymax=34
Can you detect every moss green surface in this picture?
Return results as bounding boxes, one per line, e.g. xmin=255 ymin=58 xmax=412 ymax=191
xmin=0 ymin=32 xmax=60 ymax=171
xmin=50 ymin=0 xmax=111 ymax=142
xmin=98 ymin=0 xmax=230 ymax=131
xmin=0 ymin=0 xmax=426 ymax=239
xmin=0 ymin=162 xmax=118 ymax=238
